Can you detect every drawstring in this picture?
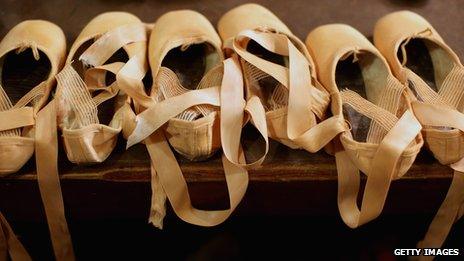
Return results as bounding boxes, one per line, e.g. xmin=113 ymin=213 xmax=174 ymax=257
xmin=352 ymin=47 xmax=360 ymax=63
xmin=256 ymin=26 xmax=278 ymax=34
xmin=180 ymin=43 xmax=190 ymax=52
xmin=31 ymin=43 xmax=40 ymax=61
xmin=16 ymin=42 xmax=40 ymax=61
xmin=400 ymin=27 xmax=433 ymax=66
xmin=180 ymin=36 xmax=207 ymax=51
xmin=340 ymin=47 xmax=361 ymax=63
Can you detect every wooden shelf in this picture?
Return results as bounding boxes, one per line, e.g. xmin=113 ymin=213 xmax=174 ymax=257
xmin=0 ymin=127 xmax=454 ymax=222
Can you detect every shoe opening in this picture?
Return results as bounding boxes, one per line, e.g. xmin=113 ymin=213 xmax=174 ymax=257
xmin=397 ymin=38 xmax=455 ymax=93
xmin=336 ymin=52 xmax=390 ymax=142
xmin=0 ymin=48 xmax=51 ymax=105
xmin=161 ymin=42 xmax=221 ymax=90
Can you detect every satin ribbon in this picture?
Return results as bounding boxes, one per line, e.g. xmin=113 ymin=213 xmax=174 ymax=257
xmin=337 ymin=110 xmax=421 ymax=228
xmin=412 ymin=101 xmax=464 ymax=260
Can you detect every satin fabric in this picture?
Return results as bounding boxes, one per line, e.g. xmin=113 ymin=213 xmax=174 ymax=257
xmin=374 ymin=11 xmax=464 ymax=260
xmin=0 ymin=20 xmax=71 ymax=260
xmin=306 ymin=24 xmax=423 ymax=229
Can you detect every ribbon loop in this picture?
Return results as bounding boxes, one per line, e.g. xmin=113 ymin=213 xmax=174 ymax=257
xmin=231 ymin=29 xmax=342 ymax=153
xmin=337 ymin=110 xmax=421 ymax=228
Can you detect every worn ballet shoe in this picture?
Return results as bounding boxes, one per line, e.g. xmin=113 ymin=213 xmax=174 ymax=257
xmin=127 ymin=10 xmax=222 ymax=160
xmin=375 ymin=11 xmax=464 ymax=259
xmin=126 ymin=10 xmax=248 ymax=229
xmin=0 ymin=20 xmax=65 ymax=175
xmin=0 ymin=20 xmax=72 ymax=260
xmin=48 ymin=13 xmax=148 ymax=259
xmin=56 ymin=12 xmax=148 ymax=164
xmin=306 ymin=24 xmax=423 ymax=229
xmin=217 ymin=3 xmax=346 ymax=164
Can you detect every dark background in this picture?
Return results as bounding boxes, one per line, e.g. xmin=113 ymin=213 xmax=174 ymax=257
xmin=1 ymin=0 xmax=464 ymax=260
xmin=0 ymin=0 xmax=463 ymax=58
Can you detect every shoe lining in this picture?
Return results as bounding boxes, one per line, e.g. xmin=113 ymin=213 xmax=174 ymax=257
xmin=161 ymin=43 xmax=220 ymax=90
xmin=1 ymin=48 xmax=51 ymax=105
xmin=336 ymin=54 xmax=371 ymax=142
xmin=399 ymin=38 xmax=455 ymax=93
xmin=0 ymin=48 xmax=51 ymax=137
xmin=336 ymin=52 xmax=399 ymax=143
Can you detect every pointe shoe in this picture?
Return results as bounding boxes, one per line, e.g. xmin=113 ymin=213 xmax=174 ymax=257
xmin=217 ymin=3 xmax=346 ymax=156
xmin=126 ymin=10 xmax=248 ymax=228
xmin=56 ymin=12 xmax=149 ymax=164
xmin=375 ymin=11 xmax=464 ymax=257
xmin=0 ymin=20 xmax=65 ymax=175
xmin=50 ymin=13 xmax=148 ymax=259
xmin=306 ymin=24 xmax=423 ymax=229
xmin=375 ymin=10 xmax=464 ymax=165
xmin=136 ymin=10 xmax=223 ymax=161
xmin=0 ymin=20 xmax=73 ymax=260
